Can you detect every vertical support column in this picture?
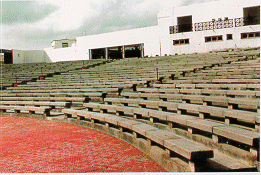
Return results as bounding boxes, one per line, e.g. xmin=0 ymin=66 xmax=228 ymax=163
xmin=122 ymin=45 xmax=125 ymax=59
xmin=89 ymin=49 xmax=92 ymax=60
xmin=105 ymin=47 xmax=108 ymax=60
xmin=141 ymin=43 xmax=144 ymax=58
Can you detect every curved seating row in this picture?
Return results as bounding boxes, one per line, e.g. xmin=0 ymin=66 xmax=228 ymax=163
xmin=137 ymin=87 xmax=260 ymax=99
xmin=82 ymin=101 xmax=259 ymax=165
xmin=62 ymin=108 xmax=214 ymax=172
xmin=121 ymin=92 xmax=260 ymax=112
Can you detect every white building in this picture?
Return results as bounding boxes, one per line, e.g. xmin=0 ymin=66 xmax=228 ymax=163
xmin=166 ymin=0 xmax=260 ymax=55
xmin=18 ymin=0 xmax=261 ymax=63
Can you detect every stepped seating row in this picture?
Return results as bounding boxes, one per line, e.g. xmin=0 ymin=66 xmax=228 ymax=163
xmin=102 ymin=98 xmax=259 ymax=131
xmin=2 ymin=59 xmax=106 ymax=72
xmin=137 ymin=88 xmax=260 ymax=99
xmin=153 ymin=83 xmax=260 ymax=91
xmin=176 ymin=74 xmax=260 ymax=80
xmin=4 ymin=87 xmax=121 ymax=94
xmin=0 ymin=101 xmax=71 ymax=109
xmin=28 ymin=55 xmax=246 ymax=92
xmin=21 ymin=81 xmax=145 ymax=91
xmin=198 ymin=69 xmax=260 ymax=76
xmin=1 ymin=92 xmax=106 ymax=98
xmin=175 ymin=69 xmax=260 ymax=81
xmin=166 ymin=79 xmax=260 ymax=84
xmin=34 ymin=78 xmax=149 ymax=85
xmin=1 ymin=59 xmax=108 ymax=89
xmin=82 ymin=100 xmax=259 ymax=165
xmin=0 ymin=92 xmax=106 ymax=104
xmin=120 ymin=92 xmax=260 ymax=112
xmin=0 ymin=106 xmax=51 ymax=117
xmin=168 ymin=56 xmax=259 ymax=81
xmin=62 ymin=109 xmax=214 ymax=172
xmin=58 ymin=53 xmax=244 ymax=79
xmin=54 ymin=72 xmax=163 ymax=81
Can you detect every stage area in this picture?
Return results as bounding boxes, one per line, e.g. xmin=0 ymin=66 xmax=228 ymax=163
xmin=0 ymin=116 xmax=166 ymax=173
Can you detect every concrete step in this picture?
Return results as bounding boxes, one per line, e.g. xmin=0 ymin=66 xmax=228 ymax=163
xmin=205 ymin=150 xmax=257 ymax=172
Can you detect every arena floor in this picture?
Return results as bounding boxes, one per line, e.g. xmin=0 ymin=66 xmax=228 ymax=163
xmin=0 ymin=116 xmax=167 ymax=173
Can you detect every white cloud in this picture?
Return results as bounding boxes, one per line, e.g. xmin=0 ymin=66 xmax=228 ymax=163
xmin=36 ymin=0 xmax=99 ymax=31
xmin=159 ymin=0 xmax=184 ymax=10
xmin=2 ymin=0 xmax=218 ymax=50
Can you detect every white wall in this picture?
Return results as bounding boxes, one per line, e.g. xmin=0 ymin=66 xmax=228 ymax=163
xmin=13 ymin=50 xmax=25 ymax=64
xmin=172 ymin=0 xmax=260 ymax=25
xmin=168 ymin=0 xmax=260 ymax=55
xmin=13 ymin=50 xmax=52 ymax=64
xmin=158 ymin=9 xmax=172 ymax=56
xmin=76 ymin=26 xmax=160 ymax=60
xmin=44 ymin=46 xmax=80 ymax=62
xmin=170 ymin=25 xmax=260 ymax=55
xmin=44 ymin=26 xmax=160 ymax=62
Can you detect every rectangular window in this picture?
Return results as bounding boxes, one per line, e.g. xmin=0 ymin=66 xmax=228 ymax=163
xmin=243 ymin=6 xmax=260 ymax=26
xmin=205 ymin=35 xmax=223 ymax=42
xmin=177 ymin=16 xmax=193 ymax=33
xmin=241 ymin=32 xmax=260 ymax=39
xmin=173 ymin=39 xmax=190 ymax=45
xmin=62 ymin=43 xmax=69 ymax=48
xmin=227 ymin=34 xmax=233 ymax=40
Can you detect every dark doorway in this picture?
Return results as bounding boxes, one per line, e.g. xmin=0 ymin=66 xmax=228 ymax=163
xmin=177 ymin=15 xmax=193 ymax=33
xmin=108 ymin=46 xmax=122 ymax=59
xmin=1 ymin=49 xmax=13 ymax=64
xmin=125 ymin=44 xmax=142 ymax=58
xmin=92 ymin=48 xmax=105 ymax=59
xmin=243 ymin=6 xmax=260 ymax=26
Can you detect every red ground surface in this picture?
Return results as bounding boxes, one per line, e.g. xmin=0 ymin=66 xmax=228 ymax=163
xmin=0 ymin=116 xmax=167 ymax=173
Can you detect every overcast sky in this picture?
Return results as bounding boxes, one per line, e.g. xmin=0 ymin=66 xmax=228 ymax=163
xmin=1 ymin=0 xmax=218 ymax=50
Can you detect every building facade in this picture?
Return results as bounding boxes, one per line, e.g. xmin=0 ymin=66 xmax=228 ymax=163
xmin=165 ymin=0 xmax=260 ymax=55
xmin=44 ymin=0 xmax=260 ymax=62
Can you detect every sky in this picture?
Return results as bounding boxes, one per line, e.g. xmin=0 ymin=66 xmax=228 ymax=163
xmin=1 ymin=0 xmax=219 ymax=50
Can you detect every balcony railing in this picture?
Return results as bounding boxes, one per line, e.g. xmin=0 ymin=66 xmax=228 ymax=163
xmin=194 ymin=19 xmax=233 ymax=31
xmin=170 ymin=24 xmax=193 ymax=34
xmin=170 ymin=16 xmax=260 ymax=34
xmin=235 ymin=16 xmax=260 ymax=27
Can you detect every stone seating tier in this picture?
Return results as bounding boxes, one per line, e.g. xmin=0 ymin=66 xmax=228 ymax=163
xmin=62 ymin=109 xmax=214 ymax=172
xmin=121 ymin=92 xmax=260 ymax=112
xmin=82 ymin=102 xmax=259 ymax=165
xmin=103 ymin=98 xmax=260 ymax=130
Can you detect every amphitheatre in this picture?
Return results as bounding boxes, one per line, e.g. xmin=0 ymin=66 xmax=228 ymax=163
xmin=1 ymin=0 xmax=260 ymax=173
xmin=1 ymin=47 xmax=260 ymax=172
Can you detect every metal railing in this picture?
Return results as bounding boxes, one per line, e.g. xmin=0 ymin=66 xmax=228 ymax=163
xmin=235 ymin=16 xmax=260 ymax=27
xmin=170 ymin=24 xmax=193 ymax=34
xmin=170 ymin=16 xmax=260 ymax=34
xmin=194 ymin=19 xmax=233 ymax=31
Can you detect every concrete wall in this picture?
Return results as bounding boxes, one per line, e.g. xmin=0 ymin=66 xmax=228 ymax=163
xmin=170 ymin=25 xmax=260 ymax=55
xmin=43 ymin=26 xmax=160 ymax=62
xmin=76 ymin=26 xmax=160 ymax=60
xmin=158 ymin=9 xmax=172 ymax=56
xmin=12 ymin=50 xmax=52 ymax=64
xmin=44 ymin=46 xmax=80 ymax=62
